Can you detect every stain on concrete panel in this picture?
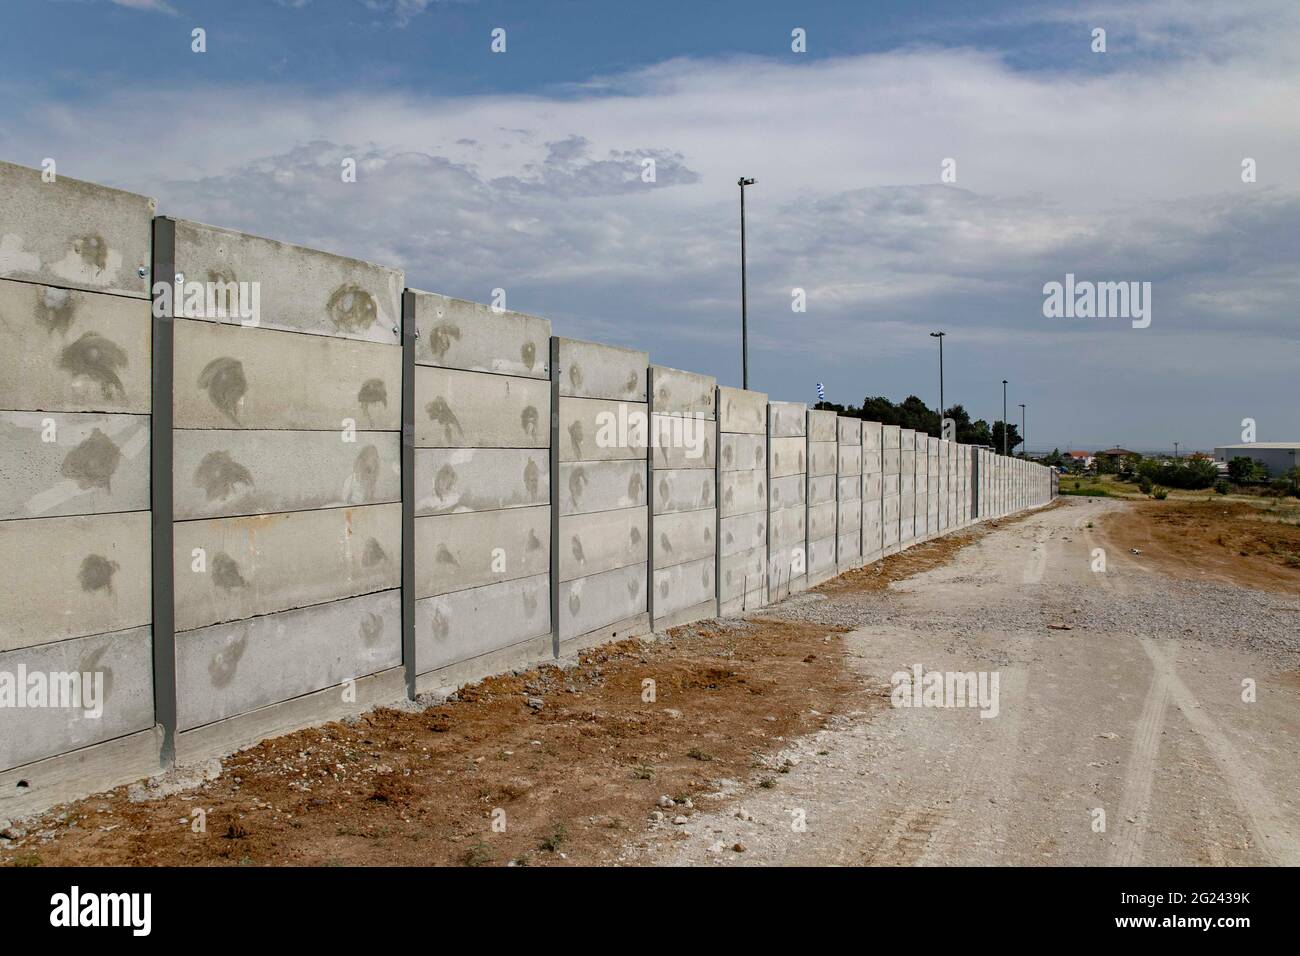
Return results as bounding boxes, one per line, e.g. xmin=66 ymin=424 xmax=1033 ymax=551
xmin=557 ymin=460 xmax=646 ymax=516
xmin=174 ymin=430 xmax=400 ymax=520
xmin=0 ymin=625 xmax=153 ymax=773
xmin=837 ymin=417 xmax=861 ymax=445
xmin=0 ymin=411 xmax=148 ymax=519
xmin=173 ymin=219 xmax=401 ymax=344
xmin=717 ymin=387 xmax=767 ymax=435
xmin=175 ymin=321 xmax=400 ymax=430
xmin=176 ymin=590 xmax=401 ymax=731
xmin=559 ymin=397 xmax=647 ymax=462
xmin=416 ymin=505 xmax=551 ymax=597
xmin=0 ymin=511 xmax=151 ymax=653
xmin=173 ymin=503 xmax=400 ymax=632
xmin=0 ymin=161 xmax=154 ymax=298
xmin=554 ymin=337 xmax=647 ymax=402
xmin=411 ymin=291 xmax=550 ymax=377
xmin=719 ymin=433 xmax=765 ymax=473
xmin=414 ymin=448 xmax=548 ymax=515
xmin=837 ymin=445 xmax=862 ymax=477
xmin=556 ymin=506 xmax=647 ymax=583
xmin=558 ymin=562 xmax=646 ymax=641
xmin=652 ymin=507 xmax=715 ymax=570
xmin=652 ymin=468 xmax=715 ymax=516
xmin=838 ymin=499 xmax=862 ymax=530
xmin=649 ymin=366 xmax=716 ymax=418
xmin=882 ymin=425 xmax=901 ymax=450
xmin=414 ymin=365 xmax=549 ymax=449
xmin=415 ymin=572 xmax=550 ymax=676
xmin=719 ymin=511 xmax=766 ymax=558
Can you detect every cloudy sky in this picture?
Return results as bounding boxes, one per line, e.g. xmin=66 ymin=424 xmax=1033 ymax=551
xmin=3 ymin=0 xmax=1297 ymax=450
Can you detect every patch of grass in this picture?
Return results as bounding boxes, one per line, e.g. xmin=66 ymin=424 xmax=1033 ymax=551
xmin=538 ymin=824 xmax=566 ymax=853
xmin=460 ymin=841 xmax=493 ymax=867
xmin=1060 ymin=481 xmax=1113 ymax=497
xmin=632 ymin=764 xmax=654 ymax=780
xmin=758 ymin=778 xmax=776 ymax=789
xmin=687 ymin=747 xmax=713 ymax=762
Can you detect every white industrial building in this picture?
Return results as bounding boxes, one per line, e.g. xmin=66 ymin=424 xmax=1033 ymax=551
xmin=1213 ymin=442 xmax=1300 ymax=477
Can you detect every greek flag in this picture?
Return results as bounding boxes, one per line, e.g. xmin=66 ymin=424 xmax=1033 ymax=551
xmin=816 ymin=382 xmax=825 ymax=401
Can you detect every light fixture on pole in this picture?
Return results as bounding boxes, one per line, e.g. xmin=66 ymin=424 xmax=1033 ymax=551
xmin=929 ymin=331 xmax=946 ymax=434
xmin=738 ymin=177 xmax=756 ymax=390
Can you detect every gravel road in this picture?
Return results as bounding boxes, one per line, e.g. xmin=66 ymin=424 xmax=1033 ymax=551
xmin=629 ymin=497 xmax=1300 ymax=865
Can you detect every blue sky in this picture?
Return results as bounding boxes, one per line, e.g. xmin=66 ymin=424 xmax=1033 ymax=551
xmin=3 ymin=0 xmax=1298 ymax=450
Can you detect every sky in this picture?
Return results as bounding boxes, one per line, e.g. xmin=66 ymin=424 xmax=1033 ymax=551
xmin=2 ymin=0 xmax=1297 ymax=451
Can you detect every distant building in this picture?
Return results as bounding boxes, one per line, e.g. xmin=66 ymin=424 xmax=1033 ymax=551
xmin=1065 ymin=450 xmax=1094 ymax=468
xmin=1213 ymin=442 xmax=1300 ymax=478
xmin=1094 ymin=447 xmax=1138 ymax=464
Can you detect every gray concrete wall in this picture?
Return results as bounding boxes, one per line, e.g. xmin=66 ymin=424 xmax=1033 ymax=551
xmin=717 ymin=386 xmax=767 ymax=616
xmin=555 ymin=338 xmax=649 ymax=646
xmin=649 ymin=366 xmax=716 ymax=628
xmin=806 ymin=409 xmax=838 ymax=586
xmin=899 ymin=428 xmax=916 ymax=547
xmin=768 ymin=401 xmax=807 ymax=598
xmin=0 ymin=164 xmax=156 ymax=777
xmin=173 ymin=221 xmax=405 ymax=745
xmin=836 ymin=416 xmax=862 ymax=570
xmin=881 ymin=424 xmax=901 ymax=554
xmin=412 ymin=289 xmax=552 ymax=685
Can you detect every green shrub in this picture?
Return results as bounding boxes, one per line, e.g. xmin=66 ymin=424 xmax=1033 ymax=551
xmin=1152 ymin=487 xmax=1169 ymax=500
xmin=1137 ymin=476 xmax=1153 ymax=494
xmin=1214 ymin=480 xmax=1229 ymax=495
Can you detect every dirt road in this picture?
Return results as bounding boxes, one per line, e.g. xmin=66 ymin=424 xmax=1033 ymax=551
xmin=632 ymin=498 xmax=1300 ymax=865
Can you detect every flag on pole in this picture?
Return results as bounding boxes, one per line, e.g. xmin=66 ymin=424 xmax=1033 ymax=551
xmin=816 ymin=382 xmax=825 ymax=402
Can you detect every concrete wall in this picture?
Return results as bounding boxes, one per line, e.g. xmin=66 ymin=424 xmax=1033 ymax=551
xmin=555 ymin=337 xmax=650 ymax=653
xmin=171 ymin=219 xmax=404 ymax=759
xmin=0 ymin=161 xmax=158 ymax=797
xmin=767 ymin=401 xmax=807 ymax=599
xmin=649 ymin=366 xmax=716 ymax=629
xmin=717 ymin=387 xmax=768 ymax=616
xmin=412 ymin=292 xmax=552 ymax=692
xmin=0 ymin=159 xmax=1059 ymax=815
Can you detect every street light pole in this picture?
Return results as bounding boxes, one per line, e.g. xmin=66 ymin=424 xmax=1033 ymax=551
xmin=1174 ymin=441 xmax=1180 ymax=460
xmin=1019 ymin=403 xmax=1026 ymax=458
xmin=738 ymin=177 xmax=756 ymax=390
xmin=1001 ymin=380 xmax=1008 ymax=456
xmin=929 ymin=331 xmax=946 ymax=434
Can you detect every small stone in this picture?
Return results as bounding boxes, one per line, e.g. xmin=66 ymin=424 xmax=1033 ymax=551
xmin=673 ymin=815 xmax=689 ymax=825
xmin=735 ymin=808 xmax=755 ymax=822
xmin=526 ymin=697 xmax=544 ymax=710
xmin=657 ymin=795 xmax=674 ymax=808
xmin=732 ymin=842 xmax=746 ymax=853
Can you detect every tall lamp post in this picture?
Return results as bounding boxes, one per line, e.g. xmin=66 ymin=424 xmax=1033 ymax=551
xmin=1001 ymin=380 xmax=1008 ymax=456
xmin=738 ymin=177 xmax=756 ymax=390
xmin=1018 ymin=403 xmax=1026 ymax=459
xmin=929 ymin=331 xmax=946 ymax=434
xmin=1173 ymin=441 xmax=1180 ymax=460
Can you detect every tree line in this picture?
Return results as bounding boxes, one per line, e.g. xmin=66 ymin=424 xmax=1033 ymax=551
xmin=814 ymin=395 xmax=1023 ymax=452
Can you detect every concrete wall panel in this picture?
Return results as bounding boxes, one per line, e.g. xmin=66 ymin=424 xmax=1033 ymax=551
xmin=558 ymin=506 xmax=647 ymax=583
xmin=174 ymin=219 xmax=402 ymax=345
xmin=653 ymin=556 xmax=714 ymax=619
xmin=559 ymin=396 xmax=647 ymax=461
xmin=808 ymin=409 xmax=837 ymax=443
xmin=719 ymin=470 xmax=766 ymax=517
xmin=174 ymin=320 xmax=401 ymax=430
xmin=653 ymin=468 xmax=715 ymax=514
xmin=654 ymin=508 xmax=716 ymax=570
xmin=808 ymin=501 xmax=836 ymax=541
xmin=0 ymin=279 xmax=151 ymax=414
xmin=0 ymin=511 xmax=151 ymax=653
xmin=650 ymin=366 xmax=715 ymax=418
xmin=769 ymin=506 xmax=806 ymax=549
xmin=555 ymin=337 xmax=647 ymax=401
xmin=838 ymin=445 xmax=862 ymax=477
xmin=719 ymin=511 xmax=766 ymax=558
xmin=809 ymin=474 xmax=836 ymax=506
xmin=558 ymin=460 xmax=647 ymax=516
xmin=769 ymin=474 xmax=806 ymax=511
xmin=416 ymin=366 xmax=549 ymax=449
xmin=411 ymin=291 xmax=550 ymax=378
xmin=808 ymin=440 xmax=836 ymax=477
xmin=719 ymin=546 xmax=765 ymax=608
xmin=0 ymin=411 xmax=148 ymax=520
xmin=0 ymin=625 xmax=153 ymax=772
xmin=717 ymin=387 xmax=766 ymax=434
xmin=416 ymin=505 xmax=550 ymax=597
xmin=769 ymin=436 xmax=806 ymax=478
xmin=769 ymin=402 xmax=807 ymax=438
xmin=651 ymin=413 xmax=714 ymax=469
xmin=0 ymin=161 xmax=154 ymax=298
xmin=173 ymin=503 xmax=400 ymax=632
xmin=174 ymin=429 xmax=399 ymax=520
xmin=177 ymin=589 xmax=402 ymax=731
xmin=837 ymin=416 xmax=861 ymax=445
xmin=415 ymin=573 xmax=549 ymax=676
xmin=559 ymin=562 xmax=647 ymax=640
xmin=415 ymin=447 xmax=548 ymax=515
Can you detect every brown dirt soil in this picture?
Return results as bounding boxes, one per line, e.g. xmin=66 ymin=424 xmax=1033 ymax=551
xmin=1098 ymin=498 xmax=1300 ymax=593
xmin=1 ymin=618 xmax=862 ymax=867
